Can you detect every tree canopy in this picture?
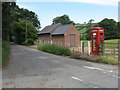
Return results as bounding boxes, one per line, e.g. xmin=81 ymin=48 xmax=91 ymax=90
xmin=52 ymin=14 xmax=75 ymax=25
xmin=2 ymin=2 xmax=41 ymax=45
xmin=98 ymin=18 xmax=118 ymax=39
xmin=12 ymin=19 xmax=37 ymax=45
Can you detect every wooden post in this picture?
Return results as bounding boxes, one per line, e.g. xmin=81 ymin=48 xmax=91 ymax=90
xmin=51 ymin=40 xmax=53 ymax=44
xmin=88 ymin=41 xmax=91 ymax=55
xmin=103 ymin=42 xmax=105 ymax=55
xmin=114 ymin=42 xmax=115 ymax=54
xmin=81 ymin=41 xmax=84 ymax=53
xmin=82 ymin=42 xmax=84 ymax=53
xmin=118 ymin=41 xmax=120 ymax=61
xmin=81 ymin=41 xmax=83 ymax=53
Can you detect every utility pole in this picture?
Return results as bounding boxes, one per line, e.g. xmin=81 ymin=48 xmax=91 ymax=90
xmin=25 ymin=17 xmax=29 ymax=40
xmin=26 ymin=21 xmax=27 ymax=40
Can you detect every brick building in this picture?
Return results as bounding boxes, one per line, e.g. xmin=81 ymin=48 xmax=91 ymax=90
xmin=38 ymin=23 xmax=80 ymax=48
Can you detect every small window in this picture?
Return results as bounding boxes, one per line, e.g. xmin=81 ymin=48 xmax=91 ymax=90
xmin=100 ymin=33 xmax=103 ymax=39
xmin=93 ymin=33 xmax=97 ymax=39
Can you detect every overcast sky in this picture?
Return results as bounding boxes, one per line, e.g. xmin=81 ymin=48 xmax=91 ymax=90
xmin=17 ymin=0 xmax=119 ymax=30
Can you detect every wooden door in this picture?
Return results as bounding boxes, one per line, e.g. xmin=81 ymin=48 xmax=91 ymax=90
xmin=70 ymin=34 xmax=75 ymax=47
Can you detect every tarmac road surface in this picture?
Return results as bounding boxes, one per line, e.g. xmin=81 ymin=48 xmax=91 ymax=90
xmin=2 ymin=45 xmax=118 ymax=88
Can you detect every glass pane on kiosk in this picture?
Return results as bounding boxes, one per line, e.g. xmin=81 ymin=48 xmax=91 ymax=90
xmin=100 ymin=33 xmax=104 ymax=42
xmin=100 ymin=33 xmax=103 ymax=39
xmin=93 ymin=33 xmax=97 ymax=51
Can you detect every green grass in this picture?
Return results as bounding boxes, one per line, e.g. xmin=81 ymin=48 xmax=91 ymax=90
xmin=75 ymin=23 xmax=97 ymax=34
xmin=97 ymin=57 xmax=118 ymax=65
xmin=104 ymin=39 xmax=118 ymax=43
xmin=2 ymin=41 xmax=10 ymax=66
xmin=37 ymin=44 xmax=72 ymax=56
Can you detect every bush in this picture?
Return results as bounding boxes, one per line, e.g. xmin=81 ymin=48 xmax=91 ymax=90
xmin=23 ymin=38 xmax=34 ymax=46
xmin=2 ymin=41 xmax=10 ymax=65
xmin=37 ymin=44 xmax=72 ymax=56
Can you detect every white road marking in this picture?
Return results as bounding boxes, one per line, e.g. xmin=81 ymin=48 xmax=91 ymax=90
xmin=71 ymin=77 xmax=83 ymax=82
xmin=113 ymin=75 xmax=118 ymax=78
xmin=83 ymin=66 xmax=103 ymax=71
xmin=107 ymin=70 xmax=113 ymax=73
xmin=71 ymin=76 xmax=98 ymax=88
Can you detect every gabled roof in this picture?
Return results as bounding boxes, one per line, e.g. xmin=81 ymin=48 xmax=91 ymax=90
xmin=52 ymin=24 xmax=72 ymax=35
xmin=38 ymin=23 xmax=62 ymax=34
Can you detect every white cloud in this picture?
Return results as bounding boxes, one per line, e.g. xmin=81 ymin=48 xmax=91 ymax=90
xmin=65 ymin=0 xmax=119 ymax=6
xmin=17 ymin=0 xmax=119 ymax=6
xmin=17 ymin=4 xmax=27 ymax=9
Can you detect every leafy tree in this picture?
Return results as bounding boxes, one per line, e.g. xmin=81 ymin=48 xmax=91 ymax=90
xmin=52 ymin=14 xmax=75 ymax=25
xmin=9 ymin=5 xmax=41 ymax=41
xmin=12 ymin=19 xmax=37 ymax=45
xmin=2 ymin=2 xmax=17 ymax=65
xmin=98 ymin=18 xmax=118 ymax=39
xmin=2 ymin=2 xmax=16 ymax=41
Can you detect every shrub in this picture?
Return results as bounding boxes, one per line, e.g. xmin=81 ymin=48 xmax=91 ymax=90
xmin=2 ymin=41 xmax=10 ymax=65
xmin=23 ymin=38 xmax=34 ymax=46
xmin=37 ymin=44 xmax=72 ymax=56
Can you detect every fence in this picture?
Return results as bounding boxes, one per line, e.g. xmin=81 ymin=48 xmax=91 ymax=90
xmin=103 ymin=42 xmax=118 ymax=55
xmin=80 ymin=41 xmax=119 ymax=55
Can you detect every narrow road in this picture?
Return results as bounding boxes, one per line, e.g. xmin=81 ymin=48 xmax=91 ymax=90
xmin=2 ymin=45 xmax=118 ymax=88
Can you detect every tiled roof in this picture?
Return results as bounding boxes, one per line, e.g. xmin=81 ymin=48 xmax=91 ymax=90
xmin=52 ymin=24 xmax=72 ymax=35
xmin=38 ymin=23 xmax=61 ymax=34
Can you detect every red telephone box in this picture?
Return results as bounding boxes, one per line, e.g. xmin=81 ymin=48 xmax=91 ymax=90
xmin=91 ymin=27 xmax=104 ymax=55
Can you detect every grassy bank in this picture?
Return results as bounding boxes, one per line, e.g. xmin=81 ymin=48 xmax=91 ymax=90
xmin=2 ymin=41 xmax=10 ymax=66
xmin=97 ymin=57 xmax=118 ymax=65
xmin=37 ymin=44 xmax=72 ymax=56
xmin=71 ymin=54 xmax=119 ymax=65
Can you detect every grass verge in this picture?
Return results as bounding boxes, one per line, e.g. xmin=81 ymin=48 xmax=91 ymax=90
xmin=37 ymin=44 xmax=72 ymax=56
xmin=2 ymin=41 xmax=10 ymax=66
xmin=71 ymin=54 xmax=118 ymax=65
xmin=96 ymin=57 xmax=119 ymax=65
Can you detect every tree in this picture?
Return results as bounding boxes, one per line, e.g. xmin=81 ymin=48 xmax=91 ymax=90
xmin=2 ymin=2 xmax=16 ymax=41
xmin=52 ymin=14 xmax=75 ymax=25
xmin=98 ymin=18 xmax=118 ymax=39
xmin=12 ymin=19 xmax=37 ymax=45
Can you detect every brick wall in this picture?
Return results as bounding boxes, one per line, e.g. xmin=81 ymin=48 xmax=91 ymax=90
xmin=64 ymin=25 xmax=80 ymax=48
xmin=38 ymin=33 xmax=52 ymax=44
xmin=52 ymin=35 xmax=64 ymax=47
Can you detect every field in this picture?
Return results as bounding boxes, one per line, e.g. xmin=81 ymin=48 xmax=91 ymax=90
xmin=75 ymin=23 xmax=97 ymax=33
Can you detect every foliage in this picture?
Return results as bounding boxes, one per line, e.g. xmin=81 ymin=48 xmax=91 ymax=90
xmin=2 ymin=2 xmax=16 ymax=41
xmin=76 ymin=18 xmax=119 ymax=40
xmin=2 ymin=2 xmax=40 ymax=65
xmin=23 ymin=38 xmax=34 ymax=46
xmin=104 ymin=39 xmax=118 ymax=43
xmin=2 ymin=2 xmax=40 ymax=42
xmin=98 ymin=18 xmax=118 ymax=39
xmin=2 ymin=41 xmax=10 ymax=65
xmin=52 ymin=14 xmax=75 ymax=25
xmin=12 ymin=18 xmax=37 ymax=45
xmin=37 ymin=44 xmax=72 ymax=56
xmin=2 ymin=2 xmax=16 ymax=65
